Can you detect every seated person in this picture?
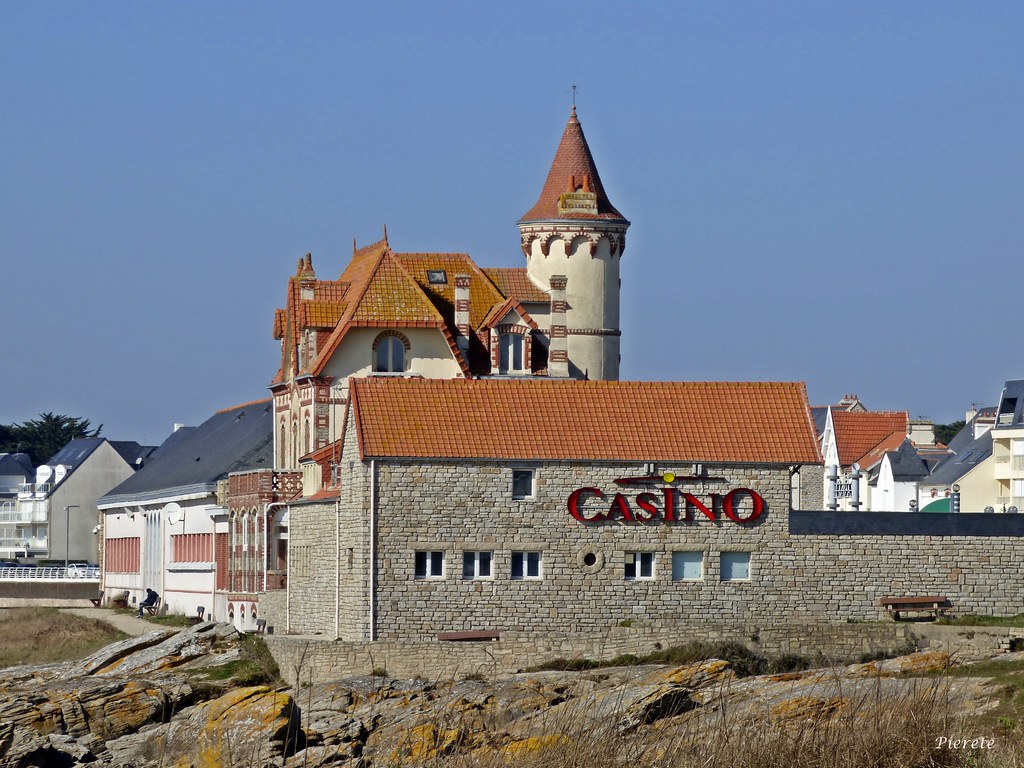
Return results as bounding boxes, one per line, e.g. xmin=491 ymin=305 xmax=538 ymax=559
xmin=138 ymin=588 xmax=159 ymax=617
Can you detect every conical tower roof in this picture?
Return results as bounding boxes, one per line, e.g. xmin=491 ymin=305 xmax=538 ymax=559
xmin=519 ymin=106 xmax=627 ymax=223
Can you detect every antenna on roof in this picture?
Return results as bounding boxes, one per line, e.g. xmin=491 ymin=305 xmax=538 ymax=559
xmin=353 ymin=237 xmax=357 ymax=256
xmin=571 ymin=84 xmax=577 ymax=107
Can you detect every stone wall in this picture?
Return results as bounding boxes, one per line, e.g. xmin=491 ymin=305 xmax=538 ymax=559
xmin=266 ymin=622 xmax=920 ymax=686
xmin=284 ymin=449 xmax=1024 ymax=641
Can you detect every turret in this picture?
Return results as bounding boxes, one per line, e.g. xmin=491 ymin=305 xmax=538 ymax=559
xmin=518 ymin=106 xmax=629 ymax=380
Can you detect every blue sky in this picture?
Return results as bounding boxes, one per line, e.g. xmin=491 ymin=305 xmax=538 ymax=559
xmin=2 ymin=3 xmax=1021 ymax=445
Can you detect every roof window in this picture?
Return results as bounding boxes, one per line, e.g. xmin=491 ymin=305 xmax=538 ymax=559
xmin=427 ymin=270 xmax=447 ymax=285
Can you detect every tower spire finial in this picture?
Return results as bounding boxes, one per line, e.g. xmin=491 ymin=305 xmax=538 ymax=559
xmin=570 ymin=84 xmax=578 ymax=119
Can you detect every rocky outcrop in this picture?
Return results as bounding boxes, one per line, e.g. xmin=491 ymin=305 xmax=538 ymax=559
xmin=0 ymin=629 xmax=1006 ymax=768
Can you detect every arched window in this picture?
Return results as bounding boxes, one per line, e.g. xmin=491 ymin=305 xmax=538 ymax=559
xmin=373 ymin=333 xmax=408 ymax=373
xmin=499 ymin=333 xmax=524 ymax=374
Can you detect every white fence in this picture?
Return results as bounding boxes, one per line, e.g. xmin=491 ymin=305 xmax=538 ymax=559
xmin=0 ymin=565 xmax=100 ymax=581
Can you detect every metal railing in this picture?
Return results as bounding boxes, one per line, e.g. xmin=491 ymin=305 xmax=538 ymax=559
xmin=0 ymin=565 xmax=100 ymax=580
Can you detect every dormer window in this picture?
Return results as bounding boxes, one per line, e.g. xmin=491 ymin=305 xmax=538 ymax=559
xmin=373 ymin=332 xmax=408 ymax=373
xmin=427 ymin=270 xmax=447 ymax=285
xmin=499 ymin=333 xmax=524 ymax=374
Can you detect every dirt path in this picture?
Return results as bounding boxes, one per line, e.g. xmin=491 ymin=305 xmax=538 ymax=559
xmin=61 ymin=607 xmax=171 ymax=637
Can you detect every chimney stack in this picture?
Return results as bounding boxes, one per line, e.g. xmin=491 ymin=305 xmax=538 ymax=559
xmin=454 ymin=275 xmax=471 ymax=354
xmin=548 ymin=275 xmax=568 ymax=377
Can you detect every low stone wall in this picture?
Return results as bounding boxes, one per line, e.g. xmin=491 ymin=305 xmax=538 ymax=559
xmin=266 ymin=622 xmax=918 ymax=686
xmin=0 ymin=581 xmax=100 ymax=607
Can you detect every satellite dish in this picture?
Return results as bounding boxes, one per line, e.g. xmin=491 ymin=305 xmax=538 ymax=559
xmin=1009 ymin=506 xmax=1019 ymax=514
xmin=952 ymin=483 xmax=961 ymax=493
xmin=35 ymin=466 xmax=52 ymax=485
xmin=852 ymin=463 xmax=861 ymax=472
xmin=53 ymin=465 xmax=67 ymax=485
xmin=164 ymin=502 xmax=184 ymax=526
xmin=985 ymin=506 xmax=995 ymax=514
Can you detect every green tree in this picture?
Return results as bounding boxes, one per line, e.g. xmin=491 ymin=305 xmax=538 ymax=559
xmin=933 ymin=420 xmax=965 ymax=446
xmin=0 ymin=413 xmax=102 ymax=465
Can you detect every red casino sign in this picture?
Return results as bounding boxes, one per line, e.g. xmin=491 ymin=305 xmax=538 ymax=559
xmin=567 ymin=486 xmax=764 ymax=525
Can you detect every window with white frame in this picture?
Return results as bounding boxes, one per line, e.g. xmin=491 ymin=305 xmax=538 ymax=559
xmin=512 ymin=469 xmax=534 ymax=500
xmin=720 ymin=551 xmax=751 ymax=581
xmin=462 ymin=550 xmax=492 ymax=580
xmin=414 ymin=550 xmax=444 ymax=579
xmin=511 ymin=551 xmax=542 ymax=580
xmin=498 ymin=332 xmax=525 ymax=373
xmin=671 ymin=551 xmax=703 ymax=581
xmin=625 ymin=551 xmax=655 ymax=580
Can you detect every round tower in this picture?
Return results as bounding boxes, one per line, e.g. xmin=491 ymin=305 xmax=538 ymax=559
xmin=518 ymin=105 xmax=630 ymax=381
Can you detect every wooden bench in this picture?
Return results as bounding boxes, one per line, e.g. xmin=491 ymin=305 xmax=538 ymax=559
xmin=89 ymin=590 xmax=104 ymax=608
xmin=144 ymin=599 xmax=162 ymax=616
xmin=188 ymin=606 xmax=206 ymax=625
xmin=880 ymin=595 xmax=951 ymax=621
xmin=112 ymin=591 xmax=130 ymax=609
xmin=436 ymin=630 xmax=501 ymax=642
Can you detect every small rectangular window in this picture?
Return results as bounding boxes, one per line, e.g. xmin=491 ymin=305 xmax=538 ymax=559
xmin=462 ymin=551 xmax=492 ymax=579
xmin=720 ymin=552 xmax=751 ymax=581
xmin=511 ymin=551 xmax=542 ymax=580
xmin=427 ymin=270 xmax=447 ymax=285
xmin=672 ymin=551 xmax=703 ymax=581
xmin=625 ymin=552 xmax=654 ymax=580
xmin=512 ymin=469 xmax=534 ymax=500
xmin=414 ymin=550 xmax=444 ymax=579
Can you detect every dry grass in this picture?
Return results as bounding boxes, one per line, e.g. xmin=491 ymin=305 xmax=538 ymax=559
xmin=377 ymin=670 xmax=1024 ymax=768
xmin=0 ymin=607 xmax=128 ymax=667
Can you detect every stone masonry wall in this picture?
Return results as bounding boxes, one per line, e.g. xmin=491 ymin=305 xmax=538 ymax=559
xmin=285 ymin=453 xmax=1024 ymax=642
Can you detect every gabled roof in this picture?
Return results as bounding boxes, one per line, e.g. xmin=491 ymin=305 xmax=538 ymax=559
xmin=482 ymin=268 xmax=548 ymax=304
xmin=0 ymin=453 xmax=33 ymax=482
xmin=349 ymin=378 xmax=821 ymax=464
xmin=520 ymin=106 xmax=627 ymax=223
xmin=856 ymin=430 xmax=909 ymax=472
xmin=479 ymin=296 xmax=539 ymax=331
xmin=994 ymin=379 xmax=1024 ymax=429
xmin=883 ymin=439 xmax=938 ymax=482
xmin=48 ymin=438 xmax=106 ymax=471
xmin=99 ymin=400 xmax=273 ymax=507
xmin=831 ymin=410 xmax=908 ymax=467
xmin=108 ymin=441 xmax=157 ymax=468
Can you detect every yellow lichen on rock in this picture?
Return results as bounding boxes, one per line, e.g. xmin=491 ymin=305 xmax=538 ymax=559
xmin=769 ymin=695 xmax=849 ymax=725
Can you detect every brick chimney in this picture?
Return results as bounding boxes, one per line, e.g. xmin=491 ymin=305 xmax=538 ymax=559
xmin=454 ymin=275 xmax=471 ymax=354
xmin=548 ymin=275 xmax=568 ymax=377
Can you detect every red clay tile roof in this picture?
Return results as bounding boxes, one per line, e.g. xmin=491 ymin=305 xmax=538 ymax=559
xmin=520 ymin=106 xmax=627 ymax=223
xmin=350 ymin=253 xmax=444 ymax=327
xmin=350 ymin=378 xmax=821 ymax=463
xmin=831 ymin=410 xmax=909 ymax=467
xmin=854 ymin=430 xmax=907 ymax=471
xmin=482 ymin=268 xmax=549 ymax=304
xmin=394 ymin=253 xmax=505 ymax=330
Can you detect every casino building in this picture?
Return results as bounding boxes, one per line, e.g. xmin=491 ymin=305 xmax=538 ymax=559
xmin=268 ymin=106 xmax=1024 ymax=642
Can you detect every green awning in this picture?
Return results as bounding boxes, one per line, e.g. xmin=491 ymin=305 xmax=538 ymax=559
xmin=920 ymin=498 xmax=951 ymax=513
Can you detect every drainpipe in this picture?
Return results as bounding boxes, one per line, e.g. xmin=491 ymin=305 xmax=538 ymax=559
xmin=335 ymin=498 xmax=340 ymax=639
xmin=370 ymin=459 xmax=378 ymax=641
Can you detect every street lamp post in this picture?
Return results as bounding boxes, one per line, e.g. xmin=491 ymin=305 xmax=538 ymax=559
xmin=63 ymin=505 xmax=79 ymax=571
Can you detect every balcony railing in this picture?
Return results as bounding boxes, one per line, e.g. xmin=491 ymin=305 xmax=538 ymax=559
xmin=0 ymin=565 xmax=100 ymax=580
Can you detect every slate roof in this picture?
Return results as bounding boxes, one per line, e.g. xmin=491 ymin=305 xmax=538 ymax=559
xmin=519 ymin=106 xmax=627 ymax=223
xmin=884 ymin=439 xmax=939 ymax=482
xmin=99 ymin=400 xmax=273 ymax=507
xmin=0 ymin=453 xmax=33 ymax=475
xmin=348 ymin=378 xmax=821 ymax=464
xmin=995 ymin=380 xmax=1024 ymax=429
xmin=831 ymin=410 xmax=908 ymax=467
xmin=925 ymin=416 xmax=994 ymax=487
